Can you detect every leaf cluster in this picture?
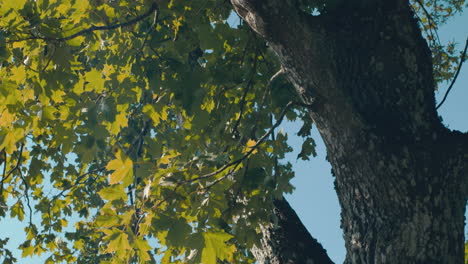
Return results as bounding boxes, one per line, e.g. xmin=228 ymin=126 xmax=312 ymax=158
xmin=1 ymin=0 xmax=463 ymax=262
xmin=0 ymin=0 xmax=312 ymax=263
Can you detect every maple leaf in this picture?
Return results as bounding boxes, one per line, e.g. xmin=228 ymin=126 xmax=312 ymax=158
xmin=106 ymin=150 xmax=133 ymax=185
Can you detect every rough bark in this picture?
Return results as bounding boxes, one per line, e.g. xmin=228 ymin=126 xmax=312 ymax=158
xmin=231 ymin=0 xmax=468 ymax=263
xmin=251 ymin=198 xmax=334 ymax=264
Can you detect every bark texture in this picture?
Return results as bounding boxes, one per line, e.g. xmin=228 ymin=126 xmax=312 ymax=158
xmin=231 ymin=0 xmax=468 ymax=263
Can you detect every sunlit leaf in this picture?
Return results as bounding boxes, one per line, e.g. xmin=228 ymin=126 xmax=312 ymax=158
xmin=106 ymin=150 xmax=133 ymax=185
xmin=201 ymin=231 xmax=236 ymax=264
xmin=98 ymin=184 xmax=127 ymax=201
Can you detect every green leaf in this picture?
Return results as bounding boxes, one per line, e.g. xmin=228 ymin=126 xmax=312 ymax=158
xmin=84 ymin=69 xmax=106 ymax=93
xmin=133 ymin=238 xmax=152 ymax=262
xmin=297 ymin=137 xmax=317 ymax=161
xmin=10 ymin=201 xmax=24 ymax=221
xmin=106 ymin=150 xmax=133 ymax=186
xmin=98 ymin=184 xmax=127 ymax=201
xmin=201 ymin=231 xmax=236 ymax=264
xmin=166 ymin=218 xmax=191 ymax=247
xmin=142 ymin=104 xmax=161 ymax=126
xmin=96 ymin=215 xmax=120 ymax=228
xmin=106 ymin=230 xmax=132 ymax=255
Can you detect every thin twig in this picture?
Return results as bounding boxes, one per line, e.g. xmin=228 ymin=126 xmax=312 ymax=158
xmin=0 ymin=144 xmax=24 ymax=195
xmin=261 ymin=68 xmax=285 ymax=110
xmin=203 ymin=167 xmax=238 ymax=191
xmin=436 ymin=37 xmax=468 ymax=110
xmin=52 ymin=167 xmax=105 ymax=200
xmin=414 ymin=0 xmax=442 ymax=46
xmin=187 ymin=101 xmax=298 ymax=183
xmin=270 ymin=114 xmax=280 ymax=184
xmin=148 ymin=102 xmax=302 ymax=210
xmin=18 ymin=169 xmax=33 ymax=225
xmin=251 ymin=67 xmax=285 ymax=137
xmin=232 ymin=53 xmax=259 ymax=137
xmin=9 ymin=3 xmax=159 ymax=43
xmin=1 ymin=150 xmax=6 ymax=190
xmin=232 ymin=78 xmax=254 ymax=137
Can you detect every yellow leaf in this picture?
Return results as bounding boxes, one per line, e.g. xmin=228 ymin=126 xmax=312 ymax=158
xmin=74 ymin=240 xmax=84 ymax=250
xmin=159 ymin=151 xmax=179 ymax=165
xmin=96 ymin=215 xmax=120 ymax=228
xmin=1 ymin=0 xmax=26 ymax=11
xmin=0 ymin=109 xmax=16 ymax=127
xmin=106 ymin=231 xmax=132 ymax=255
xmin=58 ymin=105 xmax=70 ymax=120
xmin=65 ymin=36 xmax=85 ymax=46
xmin=98 ymin=184 xmax=127 ymax=201
xmin=73 ymin=77 xmax=86 ymax=95
xmin=245 ymin=139 xmax=258 ymax=154
xmin=161 ymin=248 xmax=172 ymax=264
xmin=21 ymin=88 xmax=34 ymax=102
xmin=201 ymin=232 xmax=236 ymax=264
xmin=1 ymin=129 xmax=23 ymax=154
xmin=11 ymin=201 xmax=24 ymax=221
xmin=142 ymin=105 xmax=160 ymax=126
xmin=223 ymin=40 xmax=232 ymax=52
xmin=107 ymin=112 xmax=128 ymax=135
xmin=42 ymin=106 xmax=57 ymax=120
xmin=103 ymin=64 xmax=115 ymax=80
xmin=201 ymin=98 xmax=215 ymax=113
xmin=21 ymin=246 xmax=34 ymax=258
xmin=69 ymin=0 xmax=90 ymax=21
xmin=115 ymin=112 xmax=128 ymax=127
xmin=10 ymin=66 xmax=26 ymax=83
xmin=84 ymin=69 xmax=106 ymax=93
xmin=133 ymin=238 xmax=152 ymax=261
xmin=106 ymin=150 xmax=133 ymax=185
xmin=100 ymin=4 xmax=115 ymax=18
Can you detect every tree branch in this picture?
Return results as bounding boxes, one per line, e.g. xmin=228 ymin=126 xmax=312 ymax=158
xmin=0 ymin=144 xmax=24 ymax=196
xmin=10 ymin=3 xmax=159 ymax=43
xmin=186 ymin=101 xmax=299 ymax=184
xmin=251 ymin=197 xmax=334 ymax=264
xmin=18 ymin=169 xmax=32 ymax=226
xmin=232 ymin=63 xmax=256 ymax=138
xmin=52 ymin=167 xmax=105 ymax=200
xmin=436 ymin=37 xmax=468 ymax=110
xmin=413 ymin=0 xmax=442 ymax=47
xmin=250 ymin=67 xmax=285 ymax=138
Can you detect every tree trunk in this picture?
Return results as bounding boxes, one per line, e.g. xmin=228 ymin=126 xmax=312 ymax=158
xmin=251 ymin=198 xmax=334 ymax=264
xmin=231 ymin=0 xmax=468 ymax=263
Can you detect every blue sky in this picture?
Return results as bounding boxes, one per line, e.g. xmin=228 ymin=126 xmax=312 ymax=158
xmin=1 ymin=6 xmax=467 ymax=264
xmin=284 ymin=11 xmax=468 ymax=263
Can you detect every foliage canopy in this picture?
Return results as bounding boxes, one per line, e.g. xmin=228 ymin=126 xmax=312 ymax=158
xmin=0 ymin=0 xmax=465 ymax=263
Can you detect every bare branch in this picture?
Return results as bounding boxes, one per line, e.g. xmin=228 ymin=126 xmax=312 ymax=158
xmin=0 ymin=144 xmax=24 ymax=195
xmin=1 ymin=149 xmax=6 ymax=184
xmin=18 ymin=169 xmax=32 ymax=225
xmin=436 ymin=37 xmax=468 ymax=110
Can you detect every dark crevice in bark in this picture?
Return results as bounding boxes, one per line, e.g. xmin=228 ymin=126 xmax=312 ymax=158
xmin=251 ymin=197 xmax=334 ymax=264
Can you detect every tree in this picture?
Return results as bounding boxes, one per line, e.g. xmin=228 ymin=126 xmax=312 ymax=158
xmin=0 ymin=0 xmax=466 ymax=263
